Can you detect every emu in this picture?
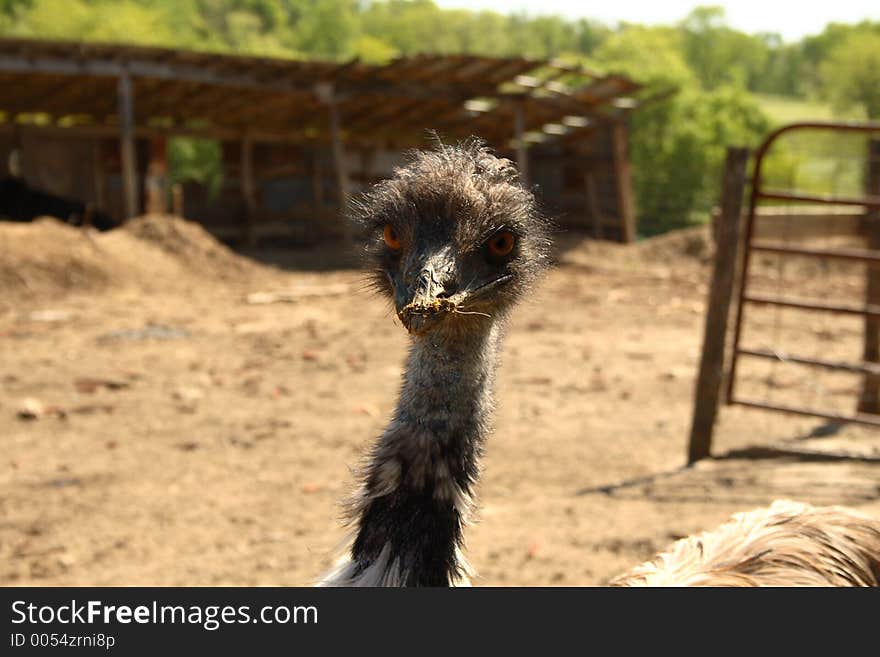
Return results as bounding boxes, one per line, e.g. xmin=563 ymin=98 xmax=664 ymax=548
xmin=317 ymin=140 xmax=880 ymax=587
xmin=611 ymin=499 xmax=880 ymax=586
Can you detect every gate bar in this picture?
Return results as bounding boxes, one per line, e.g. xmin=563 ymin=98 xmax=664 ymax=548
xmin=758 ymin=189 xmax=880 ymax=209
xmin=729 ymin=397 xmax=880 ymax=428
xmin=751 ymin=241 xmax=880 ymax=264
xmin=736 ymin=347 xmax=880 ymax=376
xmin=743 ymin=293 xmax=880 ymax=318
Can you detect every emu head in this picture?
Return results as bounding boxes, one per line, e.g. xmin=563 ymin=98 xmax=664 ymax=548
xmin=352 ymin=140 xmax=552 ymax=337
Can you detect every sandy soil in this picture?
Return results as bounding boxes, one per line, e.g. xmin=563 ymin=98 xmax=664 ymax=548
xmin=1 ymin=216 xmax=878 ymax=586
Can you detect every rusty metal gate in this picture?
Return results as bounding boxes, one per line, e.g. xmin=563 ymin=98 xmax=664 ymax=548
xmin=726 ymin=122 xmax=880 ymax=427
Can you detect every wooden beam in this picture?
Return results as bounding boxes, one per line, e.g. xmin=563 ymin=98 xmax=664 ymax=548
xmin=514 ymin=99 xmax=529 ymax=187
xmin=133 ymin=78 xmax=202 ymax=119
xmin=311 ymin=147 xmax=324 ymax=209
xmin=584 ymin=172 xmax=603 ymax=239
xmin=145 ymin=136 xmax=168 ymax=214
xmin=241 ymin=133 xmax=257 ymax=246
xmin=396 ymin=55 xmax=469 ymax=83
xmin=117 ymin=72 xmax=138 ymax=220
xmin=171 ymin=183 xmax=184 ymax=217
xmin=330 ymin=101 xmax=351 ymax=236
xmin=611 ymin=118 xmax=637 ymax=243
xmin=317 ymin=83 xmax=352 ymax=242
xmin=92 ymin=140 xmax=106 ymax=213
xmin=358 ymin=147 xmax=376 ymax=186
xmin=390 ymin=98 xmax=458 ymax=130
xmin=687 ymin=147 xmax=749 ymax=464
xmin=411 ymin=101 xmax=473 ymax=133
xmin=433 ymin=91 xmax=609 ymax=139
xmin=0 ymin=120 xmax=306 ymax=146
xmin=347 ymin=97 xmax=425 ymax=132
xmin=4 ymin=76 xmax=79 ymax=112
xmin=236 ymin=92 xmax=322 ymax=132
xmin=0 ymin=54 xmax=507 ymax=102
xmin=46 ymin=80 xmax=117 ymax=120
xmin=0 ymin=54 xmax=311 ymax=95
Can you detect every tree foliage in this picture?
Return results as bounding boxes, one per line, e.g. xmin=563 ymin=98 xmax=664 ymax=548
xmin=820 ymin=30 xmax=880 ymax=119
xmin=593 ymin=26 xmax=771 ymax=234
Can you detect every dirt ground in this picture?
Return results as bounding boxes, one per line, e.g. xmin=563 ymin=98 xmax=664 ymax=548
xmin=1 ymin=215 xmax=878 ymax=586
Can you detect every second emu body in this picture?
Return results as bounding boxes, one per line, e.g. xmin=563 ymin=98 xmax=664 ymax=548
xmin=611 ymin=499 xmax=880 ymax=586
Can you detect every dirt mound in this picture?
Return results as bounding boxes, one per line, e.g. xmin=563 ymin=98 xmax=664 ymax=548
xmin=636 ymin=225 xmax=714 ymax=264
xmin=558 ymin=224 xmax=714 ymax=273
xmin=122 ymin=214 xmax=255 ymax=280
xmin=0 ymin=214 xmax=264 ymax=306
xmin=0 ymin=217 xmax=120 ymax=304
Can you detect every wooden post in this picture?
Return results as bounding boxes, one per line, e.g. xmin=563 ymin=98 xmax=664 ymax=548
xmin=858 ymin=139 xmax=880 ymax=413
xmin=145 ymin=136 xmax=167 ymax=214
xmin=82 ymin=202 xmax=94 ymax=229
xmin=611 ymin=119 xmax=637 ymax=243
xmin=317 ymin=82 xmax=352 ymax=243
xmin=687 ymin=147 xmax=749 ymax=464
xmin=117 ymin=72 xmax=138 ymax=220
xmin=171 ymin=183 xmax=184 ymax=217
xmin=361 ymin=148 xmax=375 ymax=186
xmin=241 ymin=134 xmax=257 ymax=245
xmin=311 ymin=147 xmax=324 ymax=208
xmin=328 ymin=101 xmax=350 ymax=203
xmin=514 ymin=100 xmax=529 ymax=187
xmin=92 ymin=140 xmax=106 ymax=213
xmin=9 ymin=123 xmax=22 ymax=177
xmin=584 ymin=171 xmax=603 ymax=239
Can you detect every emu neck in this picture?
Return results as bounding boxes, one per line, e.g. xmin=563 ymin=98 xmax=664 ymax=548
xmin=346 ymin=323 xmax=501 ymax=586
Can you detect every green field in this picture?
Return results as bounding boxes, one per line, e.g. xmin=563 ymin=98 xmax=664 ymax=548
xmin=753 ymin=95 xmax=868 ymax=197
xmin=755 ymin=94 xmax=834 ymax=125
xmin=755 ymin=93 xmax=865 ymax=126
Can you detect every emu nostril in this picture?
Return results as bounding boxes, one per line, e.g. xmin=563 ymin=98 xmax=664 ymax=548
xmin=436 ymin=281 xmax=459 ymax=299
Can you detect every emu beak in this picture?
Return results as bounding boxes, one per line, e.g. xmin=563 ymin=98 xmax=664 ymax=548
xmin=399 ymin=297 xmax=455 ymax=334
xmin=397 ymin=258 xmax=457 ymax=335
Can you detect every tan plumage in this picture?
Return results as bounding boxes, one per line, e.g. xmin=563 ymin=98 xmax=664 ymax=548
xmin=610 ymin=500 xmax=880 ymax=587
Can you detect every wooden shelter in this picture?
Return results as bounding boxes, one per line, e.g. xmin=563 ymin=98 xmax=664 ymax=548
xmin=0 ymin=37 xmax=647 ymax=243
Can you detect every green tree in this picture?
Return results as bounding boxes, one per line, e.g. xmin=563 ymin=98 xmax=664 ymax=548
xmin=594 ymin=24 xmax=692 ymax=89
xmin=752 ymin=38 xmax=807 ymax=97
xmin=594 ymin=26 xmax=770 ymax=234
xmin=4 ymin=0 xmax=177 ymax=45
xmin=169 ymin=137 xmax=223 ymax=197
xmin=679 ymin=6 xmax=769 ymax=91
xmin=0 ymin=0 xmax=33 ymax=20
xmin=820 ymin=31 xmax=880 ymax=119
xmin=801 ymin=20 xmax=880 ymax=97
xmin=290 ymin=0 xmax=358 ymax=60
xmin=351 ymin=34 xmax=398 ymax=63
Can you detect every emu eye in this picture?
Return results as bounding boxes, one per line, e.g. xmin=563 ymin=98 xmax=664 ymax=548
xmin=383 ymin=224 xmax=402 ymax=251
xmin=487 ymin=231 xmax=516 ymax=259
